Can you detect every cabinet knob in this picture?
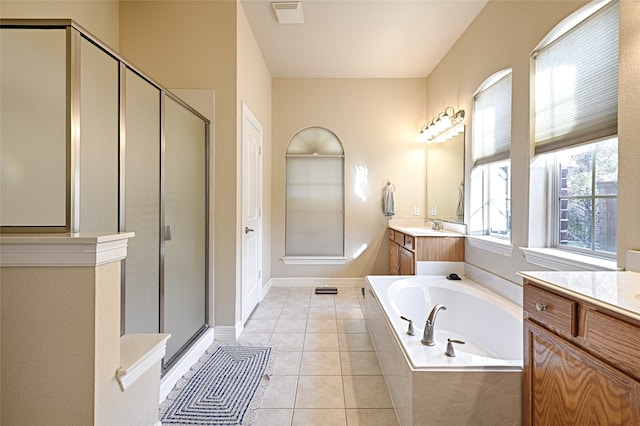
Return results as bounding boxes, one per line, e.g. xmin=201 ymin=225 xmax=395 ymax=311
xmin=535 ymin=302 xmax=547 ymax=312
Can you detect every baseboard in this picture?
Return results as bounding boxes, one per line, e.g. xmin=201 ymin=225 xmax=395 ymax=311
xmin=268 ymin=277 xmax=366 ymax=287
xmin=214 ymin=324 xmax=242 ymax=342
xmin=260 ymin=279 xmax=272 ymax=302
xmin=159 ymin=328 xmax=214 ymax=403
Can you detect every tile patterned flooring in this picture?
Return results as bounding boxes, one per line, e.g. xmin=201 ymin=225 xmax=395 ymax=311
xmin=239 ymin=285 xmax=399 ymax=426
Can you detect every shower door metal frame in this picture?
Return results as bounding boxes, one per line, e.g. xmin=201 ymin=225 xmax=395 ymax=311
xmin=1 ymin=19 xmax=211 ymax=373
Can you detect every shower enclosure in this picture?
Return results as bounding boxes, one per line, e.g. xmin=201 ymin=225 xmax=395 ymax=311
xmin=0 ymin=19 xmax=210 ymax=371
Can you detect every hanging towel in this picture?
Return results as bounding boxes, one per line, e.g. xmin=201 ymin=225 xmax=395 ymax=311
xmin=384 ymin=190 xmax=395 ymax=217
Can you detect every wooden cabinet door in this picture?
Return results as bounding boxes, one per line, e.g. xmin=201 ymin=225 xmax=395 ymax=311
xmin=524 ymin=321 xmax=640 ymax=425
xmin=398 ymin=245 xmax=415 ymax=275
xmin=388 ymin=241 xmax=399 ymax=275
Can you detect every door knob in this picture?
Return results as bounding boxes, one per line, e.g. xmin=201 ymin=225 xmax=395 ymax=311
xmin=245 ymin=227 xmax=254 ymax=234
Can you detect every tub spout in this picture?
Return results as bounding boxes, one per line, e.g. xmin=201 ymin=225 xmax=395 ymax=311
xmin=421 ymin=304 xmax=446 ymax=346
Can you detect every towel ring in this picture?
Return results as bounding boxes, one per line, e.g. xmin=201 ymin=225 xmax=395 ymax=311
xmin=386 ymin=181 xmax=396 ymax=192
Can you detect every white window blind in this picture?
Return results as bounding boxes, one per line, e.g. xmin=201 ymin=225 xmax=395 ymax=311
xmin=533 ymin=0 xmax=619 ymax=154
xmin=472 ymin=71 xmax=512 ymax=166
xmin=285 ymin=127 xmax=344 ymax=257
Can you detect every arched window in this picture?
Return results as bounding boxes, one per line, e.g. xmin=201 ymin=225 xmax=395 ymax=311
xmin=528 ymin=0 xmax=618 ymax=261
xmin=285 ymin=127 xmax=345 ymax=259
xmin=469 ymin=69 xmax=513 ymax=247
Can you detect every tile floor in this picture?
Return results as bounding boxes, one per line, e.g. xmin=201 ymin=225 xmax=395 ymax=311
xmin=239 ymin=285 xmax=399 ymax=426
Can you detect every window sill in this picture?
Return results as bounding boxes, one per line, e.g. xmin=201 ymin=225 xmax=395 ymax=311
xmin=467 ymin=235 xmax=514 ymax=256
xmin=520 ymin=247 xmax=618 ymax=271
xmin=281 ymin=256 xmax=349 ymax=265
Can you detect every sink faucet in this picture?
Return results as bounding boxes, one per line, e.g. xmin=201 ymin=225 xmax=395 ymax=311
xmin=424 ymin=218 xmax=442 ymax=231
xmin=421 ymin=304 xmax=447 ymax=346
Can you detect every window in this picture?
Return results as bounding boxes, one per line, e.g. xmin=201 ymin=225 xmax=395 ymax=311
xmin=470 ymin=69 xmax=512 ymax=243
xmin=555 ymin=138 xmax=617 ymax=255
xmin=528 ymin=0 xmax=619 ymax=263
xmin=284 ymin=127 xmax=345 ymax=262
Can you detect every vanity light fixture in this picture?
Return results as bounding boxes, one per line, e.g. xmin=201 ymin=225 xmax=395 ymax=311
xmin=417 ymin=108 xmax=465 ymax=143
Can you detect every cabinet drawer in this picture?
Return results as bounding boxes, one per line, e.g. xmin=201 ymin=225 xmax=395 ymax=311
xmin=404 ymin=235 xmax=415 ymax=250
xmin=392 ymin=230 xmax=405 ymax=246
xmin=582 ymin=310 xmax=640 ymax=380
xmin=524 ymin=284 xmax=577 ymax=337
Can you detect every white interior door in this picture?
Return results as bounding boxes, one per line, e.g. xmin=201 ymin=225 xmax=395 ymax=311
xmin=242 ymin=103 xmax=263 ymax=323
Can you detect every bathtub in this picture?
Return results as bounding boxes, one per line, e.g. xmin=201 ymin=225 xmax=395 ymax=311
xmin=364 ymin=275 xmax=523 ymax=425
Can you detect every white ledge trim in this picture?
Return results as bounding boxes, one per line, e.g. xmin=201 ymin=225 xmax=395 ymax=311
xmin=520 ymin=247 xmax=618 ymax=271
xmin=281 ymin=256 xmax=349 ymax=265
xmin=467 ymin=235 xmax=514 ymax=256
xmin=117 ymin=333 xmax=170 ymax=392
xmin=0 ymin=232 xmax=135 ymax=267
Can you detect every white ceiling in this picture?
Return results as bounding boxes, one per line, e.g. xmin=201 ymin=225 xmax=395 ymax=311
xmin=240 ymin=0 xmax=488 ymax=78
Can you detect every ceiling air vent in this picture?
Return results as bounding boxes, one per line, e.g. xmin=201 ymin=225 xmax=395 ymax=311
xmin=271 ymin=2 xmax=304 ymax=24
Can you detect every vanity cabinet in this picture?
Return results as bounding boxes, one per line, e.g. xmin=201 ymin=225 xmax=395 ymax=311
xmin=388 ymin=228 xmax=464 ymax=275
xmin=523 ymin=279 xmax=640 ymax=425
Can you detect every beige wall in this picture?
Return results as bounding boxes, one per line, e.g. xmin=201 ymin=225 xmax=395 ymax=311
xmin=237 ymin=3 xmax=273 ymax=295
xmin=119 ymin=1 xmax=240 ymax=326
xmin=272 ymin=78 xmax=427 ymax=278
xmin=617 ymin=0 xmax=640 ymax=269
xmin=426 ymin=0 xmax=640 ymax=283
xmin=2 ymin=267 xmax=97 ymax=424
xmin=1 ymin=259 xmax=162 ymax=426
xmin=0 ymin=0 xmax=120 ymax=50
xmin=119 ymin=1 xmax=273 ymax=328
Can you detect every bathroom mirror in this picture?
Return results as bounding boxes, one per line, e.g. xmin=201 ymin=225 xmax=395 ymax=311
xmin=426 ymin=127 xmax=465 ymax=223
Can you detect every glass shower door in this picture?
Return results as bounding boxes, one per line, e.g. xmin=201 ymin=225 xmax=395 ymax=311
xmin=162 ymin=95 xmax=208 ymax=365
xmin=124 ymin=68 xmax=161 ymax=334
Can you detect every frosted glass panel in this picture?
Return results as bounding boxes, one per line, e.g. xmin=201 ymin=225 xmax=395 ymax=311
xmin=0 ymin=28 xmax=67 ymax=227
xmin=164 ymin=95 xmax=207 ymax=362
xmin=79 ymin=37 xmax=119 ymax=232
xmin=124 ymin=69 xmax=161 ymax=334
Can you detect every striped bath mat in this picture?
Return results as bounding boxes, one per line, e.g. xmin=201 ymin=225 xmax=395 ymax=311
xmin=160 ymin=345 xmax=274 ymax=425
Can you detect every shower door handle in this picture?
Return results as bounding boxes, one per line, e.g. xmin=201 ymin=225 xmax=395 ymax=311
xmin=165 ymin=225 xmax=173 ymax=241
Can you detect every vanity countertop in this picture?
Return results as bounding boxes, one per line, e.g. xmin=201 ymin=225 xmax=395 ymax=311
xmin=519 ymin=270 xmax=640 ymax=322
xmin=388 ymin=225 xmax=464 ymax=238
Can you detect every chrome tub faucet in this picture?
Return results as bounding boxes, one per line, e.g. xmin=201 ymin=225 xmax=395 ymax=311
xmin=421 ymin=304 xmax=447 ymax=346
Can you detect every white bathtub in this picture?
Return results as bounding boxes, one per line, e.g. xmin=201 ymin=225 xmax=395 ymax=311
xmin=364 ymin=275 xmax=523 ymax=425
